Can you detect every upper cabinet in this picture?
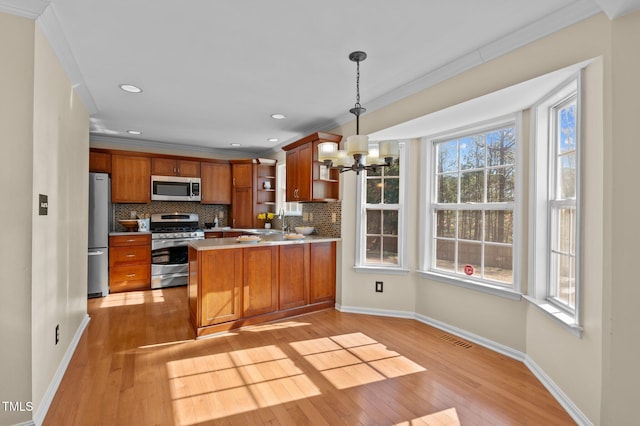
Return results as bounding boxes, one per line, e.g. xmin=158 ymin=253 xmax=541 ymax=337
xmin=111 ymin=154 xmax=151 ymax=203
xmin=283 ymin=132 xmax=342 ymax=202
xmin=89 ymin=150 xmax=111 ymax=173
xmin=152 ymin=157 xmax=200 ymax=177
xmin=201 ymin=162 xmax=231 ymax=204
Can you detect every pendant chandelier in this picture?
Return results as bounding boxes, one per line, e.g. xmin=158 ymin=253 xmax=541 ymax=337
xmin=318 ymin=51 xmax=398 ymax=175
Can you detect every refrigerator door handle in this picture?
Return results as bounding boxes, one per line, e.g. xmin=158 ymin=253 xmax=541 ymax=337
xmin=88 ymin=250 xmax=105 ymax=256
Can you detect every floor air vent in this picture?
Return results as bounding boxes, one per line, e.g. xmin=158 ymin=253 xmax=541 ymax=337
xmin=439 ymin=334 xmax=473 ymax=349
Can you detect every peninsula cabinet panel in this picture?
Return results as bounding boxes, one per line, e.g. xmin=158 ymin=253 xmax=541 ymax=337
xmin=200 ymin=248 xmax=243 ymax=326
xmin=279 ymin=244 xmax=310 ymax=310
xmin=201 ymin=162 xmax=231 ymax=204
xmin=111 ymin=154 xmax=151 ymax=203
xmin=309 ymin=241 xmax=336 ymax=304
xmin=243 ymin=245 xmax=278 ymax=317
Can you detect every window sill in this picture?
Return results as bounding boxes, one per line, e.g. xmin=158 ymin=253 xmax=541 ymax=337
xmin=523 ymin=295 xmax=583 ymax=337
xmin=418 ymin=270 xmax=522 ymax=301
xmin=354 ymin=266 xmax=410 ymax=276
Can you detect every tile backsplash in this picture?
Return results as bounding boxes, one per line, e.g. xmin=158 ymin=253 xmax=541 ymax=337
xmin=113 ymin=202 xmax=228 ymax=231
xmin=113 ymin=201 xmax=341 ymax=238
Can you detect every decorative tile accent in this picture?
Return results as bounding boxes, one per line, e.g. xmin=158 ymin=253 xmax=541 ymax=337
xmin=272 ymin=201 xmax=341 ymax=238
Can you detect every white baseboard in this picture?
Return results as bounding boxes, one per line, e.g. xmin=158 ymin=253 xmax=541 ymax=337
xmin=32 ymin=314 xmax=90 ymax=426
xmin=524 ymin=356 xmax=593 ymax=426
xmin=336 ymin=305 xmax=591 ymax=425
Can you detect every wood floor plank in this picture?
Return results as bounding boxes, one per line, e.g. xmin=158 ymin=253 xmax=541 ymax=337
xmin=43 ymin=287 xmax=575 ymax=425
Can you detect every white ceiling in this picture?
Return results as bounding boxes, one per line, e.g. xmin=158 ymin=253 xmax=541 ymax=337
xmin=2 ymin=0 xmax=640 ymax=156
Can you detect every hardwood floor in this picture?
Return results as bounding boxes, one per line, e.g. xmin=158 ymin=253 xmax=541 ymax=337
xmin=44 ymin=287 xmax=575 ymax=425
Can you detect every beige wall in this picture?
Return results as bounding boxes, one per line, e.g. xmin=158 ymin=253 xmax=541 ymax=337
xmin=330 ymin=11 xmax=640 ymax=425
xmin=0 ymin=11 xmax=89 ymax=425
xmin=0 ymin=13 xmax=35 ymax=426
xmin=31 ymin=22 xmax=90 ymax=416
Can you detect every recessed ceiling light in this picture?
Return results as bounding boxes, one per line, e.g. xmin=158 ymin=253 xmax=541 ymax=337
xmin=127 ymin=130 xmax=141 ymax=135
xmin=230 ymin=143 xmax=241 ymax=147
xmin=119 ymin=84 xmax=142 ymax=93
xmin=271 ymin=113 xmax=286 ymax=120
xmin=267 ymin=138 xmax=279 ymax=143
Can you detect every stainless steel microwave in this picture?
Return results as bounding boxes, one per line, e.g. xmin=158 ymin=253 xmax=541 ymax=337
xmin=151 ymin=175 xmax=201 ymax=202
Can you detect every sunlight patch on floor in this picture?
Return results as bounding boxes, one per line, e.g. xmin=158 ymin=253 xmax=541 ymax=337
xmin=167 ymin=344 xmax=320 ymax=425
xmin=243 ymin=321 xmax=311 ymax=332
xmin=290 ymin=332 xmax=426 ymax=389
xmin=394 ymin=408 xmax=461 ymax=425
xmin=90 ymin=289 xmax=166 ymax=307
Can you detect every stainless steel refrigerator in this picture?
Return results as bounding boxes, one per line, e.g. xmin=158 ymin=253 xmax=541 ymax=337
xmin=88 ymin=172 xmax=111 ymax=298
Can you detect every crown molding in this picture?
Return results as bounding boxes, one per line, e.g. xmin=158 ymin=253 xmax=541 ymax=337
xmin=0 ymin=0 xmax=49 ymax=19
xmin=331 ymin=0 xmax=602 ymax=133
xmin=89 ymin=134 xmax=256 ymax=158
xmin=36 ymin=4 xmax=98 ymax=114
xmin=594 ymin=0 xmax=640 ymax=18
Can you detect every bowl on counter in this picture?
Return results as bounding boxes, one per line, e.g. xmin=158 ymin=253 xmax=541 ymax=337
xmin=295 ymin=226 xmax=314 ymax=235
xmin=118 ymin=219 xmax=139 ymax=232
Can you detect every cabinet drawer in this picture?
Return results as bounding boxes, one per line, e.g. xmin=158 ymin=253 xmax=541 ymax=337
xmin=109 ymin=246 xmax=151 ymax=266
xmin=110 ymin=264 xmax=150 ymax=292
xmin=110 ymin=234 xmax=151 ymax=247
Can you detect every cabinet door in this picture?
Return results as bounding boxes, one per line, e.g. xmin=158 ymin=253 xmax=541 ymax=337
xmin=89 ymin=151 xmax=111 ymax=173
xmin=177 ymin=160 xmax=200 ymax=177
xmin=279 ymin=244 xmax=309 ymax=310
xmin=243 ymin=246 xmax=278 ymax=317
xmin=151 ymin=158 xmax=177 ymax=176
xmin=201 ymin=162 xmax=231 ymax=204
xmin=111 ymin=155 xmax=151 ymax=203
xmin=231 ymin=187 xmax=253 ymax=228
xmin=200 ymin=248 xmax=243 ymax=325
xmin=285 ymin=149 xmax=298 ymax=202
xmin=296 ymin=143 xmax=312 ymax=201
xmin=232 ymin=163 xmax=253 ymax=188
xmin=309 ymin=242 xmax=336 ymax=304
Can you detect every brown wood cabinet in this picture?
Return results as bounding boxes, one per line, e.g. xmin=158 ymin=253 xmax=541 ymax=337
xmin=151 ymin=157 xmax=200 ymax=177
xmin=109 ymin=234 xmax=151 ymax=293
xmin=310 ymin=241 xmax=337 ymax=303
xmin=89 ymin=151 xmax=111 ymax=173
xmin=279 ymin=244 xmax=310 ymax=310
xmin=111 ymin=154 xmax=151 ymax=203
xmin=283 ymin=132 xmax=342 ymax=202
xmin=196 ymin=247 xmax=243 ymax=326
xmin=189 ymin=240 xmax=336 ymax=337
xmin=200 ymin=162 xmax=231 ymax=204
xmin=243 ymin=245 xmax=278 ymax=317
xmin=231 ymin=161 xmax=255 ymax=228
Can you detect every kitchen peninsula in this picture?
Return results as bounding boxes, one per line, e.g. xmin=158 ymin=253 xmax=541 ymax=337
xmin=188 ymin=234 xmax=339 ymax=337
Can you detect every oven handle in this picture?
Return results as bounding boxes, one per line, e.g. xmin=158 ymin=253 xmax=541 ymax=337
xmin=152 ymin=237 xmax=203 ymax=250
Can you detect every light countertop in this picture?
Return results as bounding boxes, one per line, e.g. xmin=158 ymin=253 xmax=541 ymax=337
xmin=190 ymin=234 xmax=340 ymax=251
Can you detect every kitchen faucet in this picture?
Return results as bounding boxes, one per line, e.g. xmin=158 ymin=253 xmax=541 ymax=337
xmin=280 ymin=208 xmax=288 ymax=233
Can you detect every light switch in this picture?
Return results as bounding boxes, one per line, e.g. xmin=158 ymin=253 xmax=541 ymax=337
xmin=39 ymin=194 xmax=48 ymax=216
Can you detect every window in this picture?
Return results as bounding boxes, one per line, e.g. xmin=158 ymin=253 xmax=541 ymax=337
xmin=421 ymin=116 xmax=521 ymax=296
xmin=355 ymin=141 xmax=408 ymax=272
xmin=276 ymin=163 xmax=302 ymax=217
xmin=529 ymin=76 xmax=581 ymax=331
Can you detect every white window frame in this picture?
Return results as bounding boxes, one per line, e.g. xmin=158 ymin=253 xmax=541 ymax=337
xmin=527 ymin=74 xmax=582 ymax=336
xmin=354 ymin=140 xmax=409 ymax=274
xmin=276 ymin=163 xmax=302 ymax=217
xmin=419 ymin=114 xmax=523 ymax=300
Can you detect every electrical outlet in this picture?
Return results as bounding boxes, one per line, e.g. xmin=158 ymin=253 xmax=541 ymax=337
xmin=303 ymin=212 xmax=309 ymax=222
xmin=331 ymin=212 xmax=337 ymax=223
xmin=375 ymin=281 xmax=383 ymax=292
xmin=309 ymin=213 xmax=313 ymax=221
xmin=55 ymin=324 xmax=60 ymax=345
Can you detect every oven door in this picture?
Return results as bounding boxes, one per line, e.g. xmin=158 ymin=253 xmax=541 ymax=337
xmin=151 ymin=237 xmax=201 ymax=289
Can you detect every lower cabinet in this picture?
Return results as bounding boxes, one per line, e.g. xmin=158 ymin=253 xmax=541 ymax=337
xmin=109 ymin=234 xmax=151 ymax=293
xmin=189 ymin=241 xmax=336 ymax=337
xmin=279 ymin=244 xmax=310 ymax=310
xmin=243 ymin=246 xmax=278 ymax=317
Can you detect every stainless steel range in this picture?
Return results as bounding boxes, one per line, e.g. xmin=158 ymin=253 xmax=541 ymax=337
xmin=150 ymin=213 xmax=204 ymax=289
